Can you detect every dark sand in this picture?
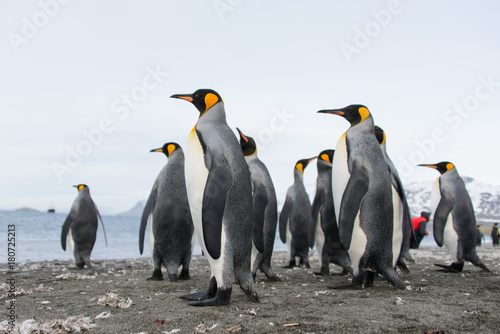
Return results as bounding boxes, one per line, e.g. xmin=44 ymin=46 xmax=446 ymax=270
xmin=1 ymin=246 xmax=499 ymax=333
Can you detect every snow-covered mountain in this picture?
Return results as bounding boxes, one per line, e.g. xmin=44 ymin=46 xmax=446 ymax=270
xmin=404 ymin=177 xmax=500 ymax=222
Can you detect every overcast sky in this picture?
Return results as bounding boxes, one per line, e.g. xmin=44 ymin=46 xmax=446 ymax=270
xmin=1 ymin=1 xmax=500 ymax=214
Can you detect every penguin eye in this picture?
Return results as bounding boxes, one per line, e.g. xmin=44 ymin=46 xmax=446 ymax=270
xmin=195 ymin=93 xmax=200 ymax=99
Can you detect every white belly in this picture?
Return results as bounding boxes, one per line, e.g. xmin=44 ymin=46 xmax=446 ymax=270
xmin=315 ymin=214 xmax=325 ymax=265
xmin=250 ymin=241 xmax=260 ymax=273
xmin=349 ymin=212 xmax=367 ymax=276
xmin=391 ymin=187 xmax=403 ymax=267
xmin=332 ymin=133 xmax=349 ymax=225
xmin=185 ymin=128 xmax=229 ymax=286
xmin=68 ymin=228 xmax=74 ymax=252
xmin=286 ymin=219 xmax=292 ymax=255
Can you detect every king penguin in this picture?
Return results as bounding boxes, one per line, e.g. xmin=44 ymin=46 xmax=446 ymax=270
xmin=311 ymin=149 xmax=351 ymax=276
xmin=317 ymin=105 xmax=404 ymax=289
xmin=171 ymin=89 xmax=258 ymax=306
xmin=139 ymin=143 xmax=194 ymax=282
xmin=236 ymin=128 xmax=280 ymax=281
xmin=374 ymin=126 xmax=414 ymax=272
xmin=279 ymin=157 xmax=316 ymax=269
xmin=418 ymin=162 xmax=490 ymax=272
xmin=61 ymin=184 xmax=107 ymax=269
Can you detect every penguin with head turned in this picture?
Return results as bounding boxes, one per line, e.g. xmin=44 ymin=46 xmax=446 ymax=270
xmin=61 ymin=184 xmax=107 ymax=269
xmin=139 ymin=142 xmax=194 ymax=282
xmin=171 ymin=89 xmax=258 ymax=306
xmin=236 ymin=128 xmax=280 ymax=281
xmin=311 ymin=149 xmax=351 ymax=275
xmin=374 ymin=125 xmax=414 ymax=272
xmin=418 ymin=162 xmax=489 ymax=272
xmin=318 ymin=105 xmax=404 ymax=289
xmin=279 ymin=157 xmax=316 ymax=269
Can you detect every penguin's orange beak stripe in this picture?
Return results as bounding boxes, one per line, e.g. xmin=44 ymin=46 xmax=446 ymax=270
xmin=240 ymin=132 xmax=249 ymax=142
xmin=308 ymin=157 xmax=317 ymax=163
xmin=176 ymin=96 xmax=193 ymax=102
xmin=318 ymin=110 xmax=345 ymax=116
xmin=418 ymin=164 xmax=438 ymax=169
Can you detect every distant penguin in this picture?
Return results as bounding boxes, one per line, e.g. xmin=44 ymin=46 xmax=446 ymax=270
xmin=374 ymin=125 xmax=414 ymax=270
xmin=418 ymin=162 xmax=490 ymax=272
xmin=318 ymin=105 xmax=404 ymax=289
xmin=491 ymin=223 xmax=499 ymax=247
xmin=279 ymin=157 xmax=316 ymax=269
xmin=236 ymin=128 xmax=280 ymax=281
xmin=61 ymin=184 xmax=107 ymax=269
xmin=139 ymin=143 xmax=194 ymax=282
xmin=171 ymin=89 xmax=258 ymax=306
xmin=311 ymin=149 xmax=351 ymax=275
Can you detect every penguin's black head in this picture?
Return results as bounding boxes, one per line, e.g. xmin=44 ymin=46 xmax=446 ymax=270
xmin=418 ymin=161 xmax=455 ymax=174
xmin=317 ymin=104 xmax=371 ymax=126
xmin=73 ymin=184 xmax=88 ymax=192
xmin=150 ymin=142 xmax=180 ymax=158
xmin=171 ymin=89 xmax=223 ymax=116
xmin=295 ymin=157 xmax=317 ymax=174
xmin=374 ymin=125 xmax=386 ymax=145
xmin=318 ymin=149 xmax=334 ymax=165
xmin=236 ymin=127 xmax=257 ymax=156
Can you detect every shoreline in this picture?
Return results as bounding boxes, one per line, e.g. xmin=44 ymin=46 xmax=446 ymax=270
xmin=1 ymin=246 xmax=499 ymax=333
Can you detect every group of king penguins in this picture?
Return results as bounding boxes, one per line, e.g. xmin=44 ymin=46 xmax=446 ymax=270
xmin=61 ymin=89 xmax=490 ymax=307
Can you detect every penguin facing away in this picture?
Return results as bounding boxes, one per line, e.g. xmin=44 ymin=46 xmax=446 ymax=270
xmin=61 ymin=184 xmax=107 ymax=269
xmin=418 ymin=162 xmax=489 ymax=272
xmin=279 ymin=157 xmax=316 ymax=269
xmin=236 ymin=128 xmax=280 ymax=281
xmin=311 ymin=149 xmax=352 ymax=276
xmin=374 ymin=125 xmax=414 ymax=272
xmin=171 ymin=89 xmax=258 ymax=306
xmin=139 ymin=143 xmax=194 ymax=282
xmin=318 ymin=105 xmax=404 ymax=289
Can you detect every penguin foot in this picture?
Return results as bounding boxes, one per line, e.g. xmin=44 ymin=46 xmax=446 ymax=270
xmin=189 ymin=288 xmax=231 ymax=307
xmin=434 ymin=262 xmax=464 ymax=273
xmin=396 ymin=261 xmax=410 ymax=275
xmin=477 ymin=263 xmax=490 ymax=272
xmin=181 ymin=291 xmax=211 ymax=301
xmin=264 ymin=274 xmax=281 ymax=282
xmin=313 ymin=271 xmax=326 ymax=276
xmin=178 ymin=268 xmax=190 ymax=280
xmin=146 ymin=270 xmax=163 ymax=281
xmin=168 ymin=274 xmax=178 ymax=282
xmin=282 ymin=260 xmax=296 ymax=268
xmin=330 ymin=269 xmax=351 ymax=276
xmin=329 ymin=282 xmax=363 ymax=290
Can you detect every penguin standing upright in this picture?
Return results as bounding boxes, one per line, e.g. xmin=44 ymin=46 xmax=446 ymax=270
xmin=61 ymin=185 xmax=107 ymax=269
xmin=418 ymin=162 xmax=490 ymax=272
xmin=311 ymin=149 xmax=351 ymax=275
xmin=318 ymin=105 xmax=404 ymax=289
xmin=374 ymin=126 xmax=414 ymax=270
xmin=171 ymin=89 xmax=258 ymax=306
xmin=279 ymin=157 xmax=316 ymax=268
xmin=236 ymin=128 xmax=280 ymax=281
xmin=139 ymin=143 xmax=194 ymax=282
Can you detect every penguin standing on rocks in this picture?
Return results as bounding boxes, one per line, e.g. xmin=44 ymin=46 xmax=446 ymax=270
xmin=61 ymin=184 xmax=107 ymax=269
xmin=418 ymin=162 xmax=490 ymax=272
xmin=374 ymin=126 xmax=414 ymax=271
xmin=318 ymin=105 xmax=404 ymax=289
xmin=311 ymin=149 xmax=351 ymax=275
xmin=171 ymin=89 xmax=258 ymax=306
xmin=279 ymin=157 xmax=316 ymax=269
xmin=236 ymin=128 xmax=280 ymax=281
xmin=139 ymin=143 xmax=194 ymax=282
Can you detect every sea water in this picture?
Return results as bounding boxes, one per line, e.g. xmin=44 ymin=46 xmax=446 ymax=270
xmin=0 ymin=210 xmax=287 ymax=263
xmin=1 ymin=210 xmax=486 ymax=264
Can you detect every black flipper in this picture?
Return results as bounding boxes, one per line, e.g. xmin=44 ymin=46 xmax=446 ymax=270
xmin=139 ymin=183 xmax=158 ymax=254
xmin=279 ymin=195 xmax=293 ymax=244
xmin=95 ymin=204 xmax=107 ymax=247
xmin=252 ymin=182 xmax=268 ymax=253
xmin=433 ymin=185 xmax=455 ymax=247
xmin=202 ymin=157 xmax=232 ymax=260
xmin=61 ymin=208 xmax=76 ymax=251
xmin=310 ymin=188 xmax=324 ymax=249
xmin=338 ymin=165 xmax=369 ymax=250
